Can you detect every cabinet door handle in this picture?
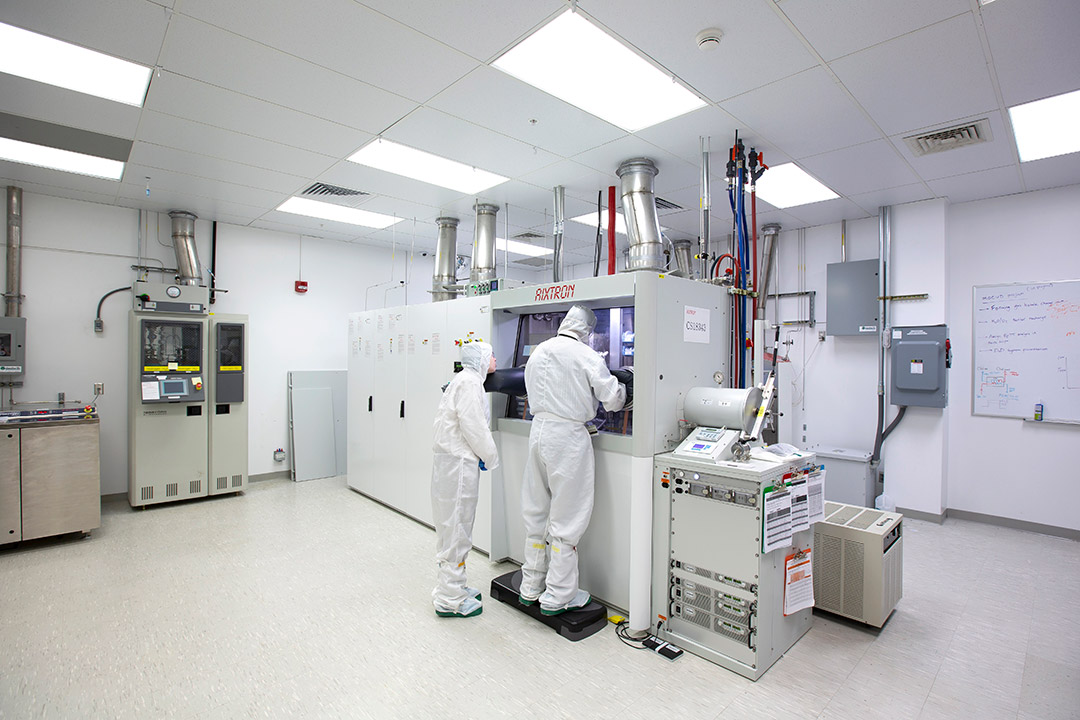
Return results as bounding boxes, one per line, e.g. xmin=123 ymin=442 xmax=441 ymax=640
xmin=368 ymin=396 xmax=373 ymax=412
xmin=399 ymin=400 xmax=405 ymax=418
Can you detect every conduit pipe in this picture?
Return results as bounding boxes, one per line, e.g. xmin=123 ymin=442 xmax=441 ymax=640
xmin=872 ymin=206 xmax=892 ymax=465
xmin=169 ymin=211 xmax=202 ymax=286
xmin=700 ymin=139 xmax=711 ymax=279
xmin=753 ymin=224 xmax=781 ymax=387
xmin=432 ymin=217 xmax=459 ymax=302
xmin=552 ymin=186 xmax=565 ymax=282
xmin=470 ymin=203 xmax=498 ymax=284
xmin=616 ymin=158 xmax=665 ymax=273
xmin=5 ymin=186 xmax=22 ymax=317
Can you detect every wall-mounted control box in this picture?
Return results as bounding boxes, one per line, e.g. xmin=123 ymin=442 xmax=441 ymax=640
xmin=0 ymin=316 xmax=26 ymax=377
xmin=890 ymin=325 xmax=949 ymax=408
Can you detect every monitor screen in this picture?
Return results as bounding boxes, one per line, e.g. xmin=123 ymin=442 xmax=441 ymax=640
xmin=161 ymin=379 xmax=187 ymax=395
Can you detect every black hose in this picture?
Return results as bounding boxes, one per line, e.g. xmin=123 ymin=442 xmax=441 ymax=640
xmin=96 ymin=286 xmax=131 ymax=321
xmin=882 ymin=405 xmax=907 ymax=443
xmin=593 ymin=190 xmax=602 ymax=277
xmin=871 ymin=394 xmax=885 ymax=463
xmin=872 ymin=403 xmax=908 ymax=463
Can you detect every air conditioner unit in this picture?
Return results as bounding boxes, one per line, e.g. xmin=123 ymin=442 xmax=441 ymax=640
xmin=813 ymin=502 xmax=902 ymax=628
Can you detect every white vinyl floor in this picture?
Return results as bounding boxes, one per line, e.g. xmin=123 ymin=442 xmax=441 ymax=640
xmin=1 ymin=476 xmax=1078 ymax=719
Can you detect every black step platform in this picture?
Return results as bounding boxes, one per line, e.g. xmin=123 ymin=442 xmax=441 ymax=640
xmin=490 ymin=570 xmax=608 ymax=642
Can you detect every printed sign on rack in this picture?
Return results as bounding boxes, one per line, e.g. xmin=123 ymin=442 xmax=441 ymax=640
xmin=683 ymin=306 xmax=710 ymax=344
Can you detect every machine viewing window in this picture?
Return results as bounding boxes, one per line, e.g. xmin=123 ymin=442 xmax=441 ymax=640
xmin=142 ymin=320 xmax=202 ymax=369
xmin=508 ymin=307 xmax=635 ymax=435
xmin=0 ymin=333 xmax=10 ymax=358
xmin=218 ymin=324 xmax=243 ymax=369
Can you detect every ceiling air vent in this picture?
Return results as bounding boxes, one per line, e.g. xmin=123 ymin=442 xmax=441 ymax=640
xmin=655 ymin=197 xmax=683 ymax=211
xmin=904 ymin=119 xmax=992 ymax=157
xmin=302 ymin=182 xmax=369 ymax=198
xmin=514 ymin=231 xmax=544 ymax=240
xmin=515 ymin=257 xmax=553 ymax=267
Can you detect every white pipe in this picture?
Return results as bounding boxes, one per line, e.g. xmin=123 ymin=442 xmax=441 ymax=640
xmin=628 ymin=456 xmax=653 ymax=633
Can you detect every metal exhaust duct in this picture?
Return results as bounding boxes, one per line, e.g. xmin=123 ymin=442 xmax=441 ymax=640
xmin=168 ymin=211 xmax=202 ymax=286
xmin=5 ymin=186 xmax=22 ymax=317
xmin=552 ymin=185 xmax=565 ymax=282
xmin=672 ymin=239 xmax=695 ymax=279
xmin=432 ymin=217 xmax=459 ymax=302
xmin=470 ymin=203 xmax=498 ymax=284
xmin=616 ymin=158 xmax=665 ymax=272
xmin=755 ymin=224 xmax=781 ymax=320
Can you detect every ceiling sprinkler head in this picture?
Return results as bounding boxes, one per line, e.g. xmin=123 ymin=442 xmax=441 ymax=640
xmin=695 ymin=28 xmax=723 ymax=51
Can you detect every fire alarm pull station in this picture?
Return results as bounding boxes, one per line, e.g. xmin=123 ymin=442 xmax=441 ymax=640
xmin=295 ymin=281 xmax=308 ymax=294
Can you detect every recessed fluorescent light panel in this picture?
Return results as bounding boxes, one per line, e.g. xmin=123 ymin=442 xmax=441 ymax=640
xmin=496 ymin=238 xmax=552 ymax=257
xmin=754 ymin=163 xmax=839 ymax=209
xmin=1009 ymin=89 xmax=1080 ymax=162
xmin=569 ymin=211 xmax=630 ymax=235
xmin=348 ymin=139 xmax=508 ymax=194
xmin=0 ymin=22 xmax=153 ymax=106
xmin=276 ymin=197 xmax=401 ymax=229
xmin=492 ymin=11 xmax=706 ymax=132
xmin=0 ymin=137 xmax=124 ymax=180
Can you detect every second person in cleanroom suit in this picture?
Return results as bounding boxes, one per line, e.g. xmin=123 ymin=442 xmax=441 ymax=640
xmin=431 ymin=341 xmax=500 ymax=618
xmin=520 ymin=305 xmax=628 ymax=616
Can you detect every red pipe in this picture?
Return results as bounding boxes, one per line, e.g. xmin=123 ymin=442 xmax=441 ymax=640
xmin=607 ymin=185 xmax=616 ymax=274
xmin=713 ymin=253 xmax=740 ymax=279
xmin=752 ymin=189 xmax=758 ymax=319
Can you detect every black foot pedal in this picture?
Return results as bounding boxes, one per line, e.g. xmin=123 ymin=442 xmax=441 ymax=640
xmin=490 ymin=570 xmax=607 ymax=642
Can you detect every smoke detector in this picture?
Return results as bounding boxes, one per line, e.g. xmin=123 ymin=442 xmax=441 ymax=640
xmin=696 ymin=28 xmax=723 ymax=51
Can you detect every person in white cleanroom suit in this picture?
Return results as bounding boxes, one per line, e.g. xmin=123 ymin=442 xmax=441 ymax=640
xmin=431 ymin=341 xmax=499 ymax=618
xmin=520 ymin=306 xmax=628 ymax=615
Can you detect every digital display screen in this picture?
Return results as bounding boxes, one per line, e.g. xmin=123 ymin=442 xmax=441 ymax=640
xmin=161 ymin=379 xmax=187 ymax=395
xmin=692 ymin=444 xmax=708 ymax=451
xmin=697 ymin=430 xmax=723 ymax=441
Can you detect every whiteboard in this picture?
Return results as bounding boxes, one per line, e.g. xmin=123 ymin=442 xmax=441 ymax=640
xmin=972 ymin=281 xmax=1080 ymax=422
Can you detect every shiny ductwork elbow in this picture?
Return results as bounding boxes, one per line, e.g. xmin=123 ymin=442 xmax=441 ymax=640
xmin=470 ymin=203 xmax=498 ymax=284
xmin=671 ymin=238 xmax=695 ymax=279
xmin=616 ymin=158 xmax=665 ymax=272
xmin=755 ymin=224 xmax=781 ymax=321
xmin=432 ymin=217 xmax=460 ymax=302
xmin=169 ymin=211 xmax=202 ymax=286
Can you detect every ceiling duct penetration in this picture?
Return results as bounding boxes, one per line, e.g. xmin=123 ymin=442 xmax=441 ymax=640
xmin=616 ymin=157 xmax=666 ymax=273
xmin=301 ymin=182 xmax=370 ymax=208
xmin=903 ymin=118 xmax=993 ymax=157
xmin=169 ymin=211 xmax=202 ymax=286
xmin=432 ymin=216 xmax=459 ymax=302
xmin=470 ymin=203 xmax=499 ymax=284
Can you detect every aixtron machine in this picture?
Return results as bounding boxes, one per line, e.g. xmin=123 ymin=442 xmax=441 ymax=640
xmin=128 ymin=281 xmax=248 ymax=507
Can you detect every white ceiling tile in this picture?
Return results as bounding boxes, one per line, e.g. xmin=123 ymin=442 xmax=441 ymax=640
xmin=830 ymin=15 xmax=998 ymax=136
xmin=572 ymin=136 xmax=699 ymax=197
xmin=128 ymin=142 xmax=309 ymax=195
xmin=123 ymin=162 xmax=288 ymax=209
xmin=136 ymin=111 xmax=336 ymax=179
xmin=1019 ymin=152 xmax=1080 ymax=194
xmin=114 ymin=185 xmax=264 ymax=225
xmin=0 ymin=74 xmax=142 ymax=140
xmin=799 ymin=140 xmax=920 ymax=196
xmin=849 ymin=183 xmax=936 ymax=216
xmin=721 ymin=67 xmax=881 ymax=160
xmin=143 ymin=72 xmax=374 ymax=158
xmin=158 ymin=15 xmax=417 ymax=133
xmin=427 ymin=66 xmax=624 ymax=158
xmin=0 ymin=170 xmax=119 ymax=204
xmin=358 ymin=0 xmax=564 ymax=62
xmin=316 ymin=160 xmax=469 ymax=210
xmin=176 ymin=0 xmax=478 ymax=103
xmin=889 ymin=111 xmax=1019 ymax=182
xmin=519 ymin=160 xmax=619 ymax=204
xmin=781 ymin=197 xmax=871 ymax=228
xmin=383 ymin=107 xmax=560 ymax=179
xmin=583 ymin=0 xmax=817 ymax=103
xmin=777 ymin=0 xmax=971 ymax=62
xmin=926 ymin=165 xmax=1024 ymax=205
xmin=982 ymin=0 xmax=1080 ymax=107
xmin=0 ymin=0 xmax=170 ymax=65
xmin=248 ymin=217 xmax=362 ymax=244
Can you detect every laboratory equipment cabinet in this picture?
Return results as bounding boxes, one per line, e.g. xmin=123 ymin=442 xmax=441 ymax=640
xmin=0 ymin=416 xmax=101 ymax=544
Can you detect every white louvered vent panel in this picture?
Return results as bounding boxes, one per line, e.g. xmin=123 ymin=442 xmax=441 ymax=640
xmin=816 ymin=532 xmax=843 ymax=613
xmin=904 ymin=119 xmax=992 ymax=157
xmin=842 ymin=538 xmax=865 ymax=619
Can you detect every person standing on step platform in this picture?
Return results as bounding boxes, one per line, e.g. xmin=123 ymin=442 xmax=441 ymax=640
xmin=431 ymin=341 xmax=499 ymax=618
xmin=519 ymin=305 xmax=630 ymax=616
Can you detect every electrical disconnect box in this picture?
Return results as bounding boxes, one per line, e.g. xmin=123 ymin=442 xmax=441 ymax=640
xmin=0 ymin=316 xmax=26 ymax=377
xmin=826 ymin=259 xmax=879 ymax=336
xmin=890 ymin=324 xmax=949 ymax=408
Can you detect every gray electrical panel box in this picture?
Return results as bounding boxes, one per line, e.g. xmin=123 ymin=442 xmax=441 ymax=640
xmin=890 ymin=325 xmax=949 ymax=408
xmin=0 ymin=316 xmax=26 ymax=377
xmin=826 ymin=259 xmax=879 ymax=336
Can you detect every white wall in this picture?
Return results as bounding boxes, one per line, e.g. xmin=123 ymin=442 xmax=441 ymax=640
xmin=6 ymin=191 xmax=541 ymax=495
xmin=946 ymin=185 xmax=1080 ymax=530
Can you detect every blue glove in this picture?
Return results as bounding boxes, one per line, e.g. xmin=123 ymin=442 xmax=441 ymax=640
xmin=478 ymin=460 xmax=488 ymax=471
